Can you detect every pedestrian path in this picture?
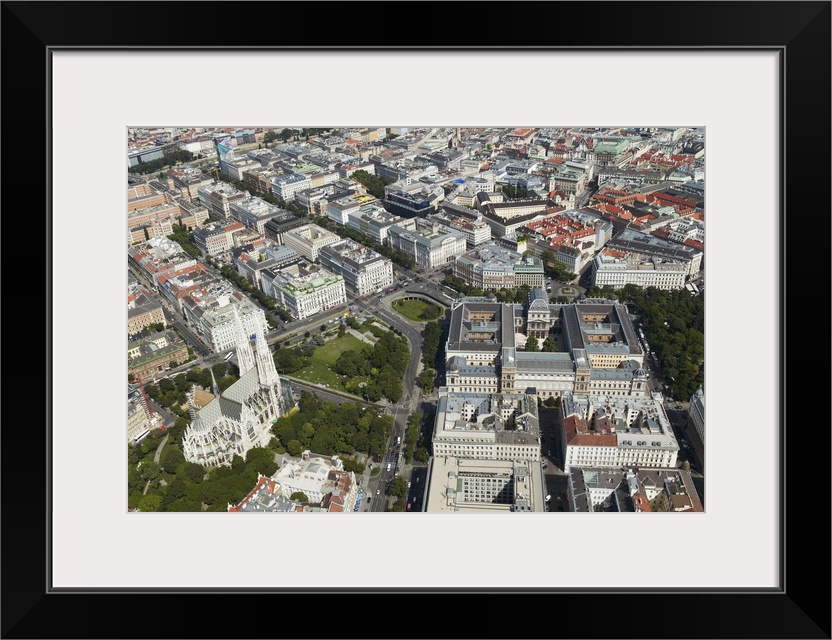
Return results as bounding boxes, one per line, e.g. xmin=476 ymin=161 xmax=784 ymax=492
xmin=153 ymin=434 xmax=169 ymax=464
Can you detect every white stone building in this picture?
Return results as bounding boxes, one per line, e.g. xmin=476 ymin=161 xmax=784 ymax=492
xmin=270 ymin=172 xmax=312 ymax=202
xmin=273 ymin=452 xmax=358 ymax=510
xmin=444 ymin=296 xmax=647 ymax=400
xmin=423 ymin=457 xmax=546 ymax=513
xmin=318 ymin=239 xmax=394 ymax=297
xmin=386 ymin=219 xmax=468 ymax=269
xmin=560 ymin=391 xmax=680 ymax=473
xmin=262 ymin=262 xmax=346 ymax=320
xmin=182 ymin=313 xmax=289 ymax=468
xmin=282 ymin=223 xmax=343 ymax=262
xmin=432 ymin=390 xmax=541 ymax=462
xmin=591 ymin=248 xmax=688 ymax=290
xmin=195 ymin=295 xmax=266 ymax=354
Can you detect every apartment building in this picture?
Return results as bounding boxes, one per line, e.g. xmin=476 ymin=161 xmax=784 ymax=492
xmin=386 ymin=219 xmax=467 ymax=269
xmin=282 ymin=223 xmax=343 ymax=262
xmin=318 ymin=239 xmax=394 ymax=297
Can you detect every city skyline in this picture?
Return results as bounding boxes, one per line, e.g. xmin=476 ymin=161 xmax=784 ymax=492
xmin=128 ymin=126 xmax=704 ymax=514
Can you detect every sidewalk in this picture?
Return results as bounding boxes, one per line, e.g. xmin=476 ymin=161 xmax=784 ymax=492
xmin=345 ymin=327 xmax=377 ymax=346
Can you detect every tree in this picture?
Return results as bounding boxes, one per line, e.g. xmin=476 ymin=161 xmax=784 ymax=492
xmin=389 ymin=475 xmax=407 ymax=500
xmin=177 ymin=461 xmax=205 ymax=484
xmin=128 ymin=491 xmax=145 ymax=510
xmin=290 ymin=491 xmax=309 ymax=502
xmin=231 ymin=454 xmax=246 ymax=475
xmin=349 ymin=169 xmax=392 ymax=200
xmin=525 ymin=336 xmax=539 ymax=352
xmin=544 ymin=396 xmax=559 ymax=409
xmin=139 ymin=460 xmax=162 ymax=483
xmin=247 ymin=457 xmax=278 ymax=477
xmin=286 ymin=439 xmax=303 ymax=457
xmin=165 ymin=478 xmax=188 ymax=501
xmin=138 ymin=494 xmax=164 ymax=512
xmin=417 ymin=368 xmax=435 ymax=394
xmin=166 ymin=497 xmax=202 ymax=512
xmin=160 ymin=446 xmax=185 ymax=474
xmin=341 ymin=456 xmax=366 ymax=474
xmin=212 ymin=362 xmax=228 ymax=378
xmin=541 ymin=336 xmax=558 ymax=352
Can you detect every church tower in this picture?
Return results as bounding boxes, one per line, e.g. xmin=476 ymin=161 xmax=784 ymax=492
xmin=232 ymin=306 xmax=256 ymax=375
xmin=255 ymin=322 xmax=279 ymax=387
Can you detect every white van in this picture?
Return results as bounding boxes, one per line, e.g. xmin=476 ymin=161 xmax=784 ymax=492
xmin=386 ymin=463 xmax=391 ymax=472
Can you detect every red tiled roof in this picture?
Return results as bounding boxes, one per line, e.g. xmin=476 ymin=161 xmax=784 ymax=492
xmin=571 ymin=434 xmax=618 ymax=447
xmin=602 ymin=248 xmax=628 ymax=259
xmin=633 ymin=493 xmax=652 ymax=512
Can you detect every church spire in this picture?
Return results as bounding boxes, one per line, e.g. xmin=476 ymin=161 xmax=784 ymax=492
xmin=233 ymin=306 xmax=256 ymax=375
xmin=254 ymin=317 xmax=278 ymax=387
xmin=211 ymin=367 xmax=221 ymax=397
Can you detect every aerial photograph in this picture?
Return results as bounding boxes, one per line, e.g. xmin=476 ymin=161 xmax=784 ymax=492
xmin=127 ymin=126 xmax=705 ymax=514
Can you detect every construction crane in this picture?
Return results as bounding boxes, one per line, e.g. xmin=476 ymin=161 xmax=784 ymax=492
xmin=134 ymin=375 xmax=164 ymax=431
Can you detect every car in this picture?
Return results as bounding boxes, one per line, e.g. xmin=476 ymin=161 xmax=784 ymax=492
xmin=367 ymin=497 xmax=371 ymax=503
xmin=407 ymin=482 xmax=411 ymax=488
xmin=376 ymin=490 xmax=380 ymax=495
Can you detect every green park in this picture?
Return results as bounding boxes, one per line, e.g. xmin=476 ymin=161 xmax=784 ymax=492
xmin=391 ymin=297 xmax=443 ymax=322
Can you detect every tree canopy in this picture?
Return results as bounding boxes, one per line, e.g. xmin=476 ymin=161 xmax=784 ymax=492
xmin=599 ymin=283 xmax=705 ymax=400
xmin=273 ymin=394 xmax=393 ymax=458
xmin=350 ymin=169 xmax=395 ymax=200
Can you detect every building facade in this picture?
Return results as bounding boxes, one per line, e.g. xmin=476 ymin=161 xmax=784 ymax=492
xmin=127 ymin=292 xmax=166 ymax=337
xmin=262 ymin=263 xmax=347 ymax=320
xmin=423 ymin=457 xmax=546 ymax=513
xmin=197 ymin=182 xmax=248 ymax=221
xmin=194 ymin=296 xmax=267 ymax=354
xmin=444 ymin=296 xmax=647 ymax=400
xmin=270 ymin=172 xmax=312 ymax=202
xmin=229 ymin=196 xmax=286 ymax=235
xmin=282 ymin=223 xmax=343 ymax=262
xmin=560 ymin=391 xmax=680 ymax=473
xmin=318 ymin=240 xmax=395 ymax=297
xmin=127 ymin=330 xmax=190 ymax=379
xmin=687 ymin=388 xmax=705 ymax=471
xmin=591 ymin=249 xmax=688 ymax=290
xmin=431 ymin=390 xmax=541 ymax=462
xmin=386 ymin=219 xmax=468 ymax=269
xmin=567 ymin=466 xmax=703 ymax=512
xmin=453 ymin=242 xmax=545 ymax=290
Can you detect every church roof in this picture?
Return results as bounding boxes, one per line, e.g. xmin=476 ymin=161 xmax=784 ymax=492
xmin=223 ymin=367 xmax=262 ymax=404
xmin=193 ymin=367 xmax=262 ymax=430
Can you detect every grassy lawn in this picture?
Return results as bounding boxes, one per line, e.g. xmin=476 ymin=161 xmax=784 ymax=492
xmin=293 ymin=333 xmax=369 ymax=392
xmin=391 ymin=298 xmax=442 ymax=322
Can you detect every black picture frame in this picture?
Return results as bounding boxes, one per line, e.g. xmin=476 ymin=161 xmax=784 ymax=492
xmin=2 ymin=2 xmax=829 ymax=638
